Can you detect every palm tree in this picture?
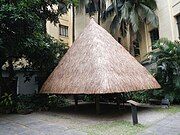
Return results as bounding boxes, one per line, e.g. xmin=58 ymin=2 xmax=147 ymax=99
xmin=77 ymin=0 xmax=106 ymax=25
xmin=102 ymin=0 xmax=158 ymax=55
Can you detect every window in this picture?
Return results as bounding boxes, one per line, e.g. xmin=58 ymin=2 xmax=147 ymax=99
xmin=176 ymin=15 xmax=180 ymax=39
xmin=150 ymin=28 xmax=159 ymax=49
xmin=59 ymin=25 xmax=68 ymax=37
xmin=85 ymin=0 xmax=97 ymax=13
xmin=118 ymin=37 xmax=121 ymax=44
xmin=133 ymin=40 xmax=140 ymax=57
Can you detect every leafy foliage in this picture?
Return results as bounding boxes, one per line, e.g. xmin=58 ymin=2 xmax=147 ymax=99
xmin=22 ymin=35 xmax=68 ymax=75
xmin=101 ymin=0 xmax=158 ymax=55
xmin=131 ymin=91 xmax=151 ymax=103
xmin=0 ymin=0 xmax=69 ymax=93
xmin=0 ymin=94 xmax=69 ymax=114
xmin=149 ymin=39 xmax=180 ymax=102
xmin=0 ymin=93 xmax=14 ymax=113
xmin=77 ymin=0 xmax=105 ymax=14
xmin=102 ymin=0 xmax=158 ymax=35
xmin=48 ymin=95 xmax=69 ymax=108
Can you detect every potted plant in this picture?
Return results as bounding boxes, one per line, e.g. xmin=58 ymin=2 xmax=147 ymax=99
xmin=0 ymin=93 xmax=14 ymax=114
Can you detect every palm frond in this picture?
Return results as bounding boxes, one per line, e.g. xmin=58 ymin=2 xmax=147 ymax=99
xmin=120 ymin=1 xmax=131 ymax=20
xmin=112 ymin=0 xmax=118 ymax=15
xmin=141 ymin=0 xmax=157 ymax=11
xmin=129 ymin=6 xmax=139 ymax=32
xmin=110 ymin=15 xmax=120 ymax=35
xmin=76 ymin=0 xmax=89 ymax=14
xmin=101 ymin=3 xmax=114 ymax=20
xmin=119 ymin=19 xmax=127 ymax=37
xmin=137 ymin=5 xmax=146 ymax=20
xmin=140 ymin=4 xmax=158 ymax=28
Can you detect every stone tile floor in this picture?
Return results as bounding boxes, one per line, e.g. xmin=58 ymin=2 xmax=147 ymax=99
xmin=0 ymin=113 xmax=87 ymax=135
xmin=140 ymin=112 xmax=180 ymax=135
xmin=0 ymin=104 xmax=179 ymax=135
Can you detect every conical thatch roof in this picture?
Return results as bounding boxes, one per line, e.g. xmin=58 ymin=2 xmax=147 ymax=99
xmin=40 ymin=19 xmax=160 ymax=94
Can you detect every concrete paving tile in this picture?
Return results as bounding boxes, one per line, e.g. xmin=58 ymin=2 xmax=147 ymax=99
xmin=17 ymin=130 xmax=45 ymax=135
xmin=139 ymin=112 xmax=180 ymax=135
xmin=59 ymin=130 xmax=87 ymax=135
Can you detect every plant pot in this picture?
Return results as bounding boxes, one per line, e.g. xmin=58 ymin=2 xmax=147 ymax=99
xmin=161 ymin=99 xmax=170 ymax=106
xmin=17 ymin=109 xmax=33 ymax=115
xmin=0 ymin=108 xmax=11 ymax=114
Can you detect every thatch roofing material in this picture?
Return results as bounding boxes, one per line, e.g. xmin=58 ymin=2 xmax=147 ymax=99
xmin=40 ymin=19 xmax=160 ymax=94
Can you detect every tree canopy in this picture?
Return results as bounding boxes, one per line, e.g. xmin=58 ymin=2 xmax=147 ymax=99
xmin=0 ymin=0 xmax=70 ymax=94
xmin=101 ymin=0 xmax=158 ymax=55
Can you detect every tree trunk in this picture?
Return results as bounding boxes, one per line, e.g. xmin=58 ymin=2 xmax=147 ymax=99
xmin=8 ymin=56 xmax=14 ymax=81
xmin=95 ymin=94 xmax=100 ymax=114
xmin=72 ymin=3 xmax=75 ymax=42
xmin=0 ymin=45 xmax=9 ymax=96
xmin=98 ymin=0 xmax=101 ymax=25
xmin=129 ymin=28 xmax=135 ymax=56
xmin=43 ymin=19 xmax=47 ymax=34
xmin=0 ymin=64 xmax=3 ymax=97
xmin=7 ymin=55 xmax=16 ymax=95
xmin=42 ymin=5 xmax=47 ymax=34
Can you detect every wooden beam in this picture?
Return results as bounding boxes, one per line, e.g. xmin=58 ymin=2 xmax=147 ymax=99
xmin=95 ymin=94 xmax=100 ymax=114
xmin=74 ymin=95 xmax=78 ymax=110
xmin=116 ymin=94 xmax=120 ymax=110
xmin=122 ymin=93 xmax=125 ymax=108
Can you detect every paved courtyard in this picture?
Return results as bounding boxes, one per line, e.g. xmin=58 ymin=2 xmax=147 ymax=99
xmin=0 ymin=104 xmax=180 ymax=135
xmin=140 ymin=112 xmax=180 ymax=135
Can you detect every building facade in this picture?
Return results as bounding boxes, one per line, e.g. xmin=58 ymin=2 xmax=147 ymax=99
xmin=47 ymin=0 xmax=180 ymax=61
xmin=46 ymin=8 xmax=73 ymax=46
xmin=157 ymin=0 xmax=180 ymax=41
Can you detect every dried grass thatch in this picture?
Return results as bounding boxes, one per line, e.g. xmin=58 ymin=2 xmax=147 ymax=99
xmin=40 ymin=19 xmax=160 ymax=94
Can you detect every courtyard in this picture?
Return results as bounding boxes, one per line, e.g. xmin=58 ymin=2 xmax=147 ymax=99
xmin=0 ymin=104 xmax=180 ymax=135
xmin=0 ymin=1 xmax=180 ymax=135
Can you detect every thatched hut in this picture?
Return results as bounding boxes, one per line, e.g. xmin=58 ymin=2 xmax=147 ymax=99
xmin=40 ymin=19 xmax=160 ymax=113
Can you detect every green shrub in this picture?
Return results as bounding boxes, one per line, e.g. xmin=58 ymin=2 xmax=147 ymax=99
xmin=0 ymin=93 xmax=14 ymax=113
xmin=15 ymin=94 xmax=69 ymax=112
xmin=149 ymin=39 xmax=180 ymax=103
xmin=16 ymin=102 xmax=28 ymax=113
xmin=48 ymin=95 xmax=69 ymax=109
xmin=131 ymin=91 xmax=150 ymax=103
xmin=83 ymin=95 xmax=95 ymax=102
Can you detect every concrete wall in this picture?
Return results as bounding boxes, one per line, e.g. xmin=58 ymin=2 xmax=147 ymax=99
xmin=46 ymin=0 xmax=153 ymax=62
xmin=138 ymin=0 xmax=180 ymax=61
xmin=47 ymin=0 xmax=180 ymax=61
xmin=75 ymin=1 xmax=114 ymax=40
xmin=17 ymin=73 xmax=38 ymax=95
xmin=47 ymin=8 xmax=73 ymax=46
xmin=2 ymin=71 xmax=38 ymax=95
xmin=171 ymin=0 xmax=180 ymax=40
xmin=74 ymin=1 xmax=157 ymax=62
xmin=156 ymin=0 xmax=180 ymax=41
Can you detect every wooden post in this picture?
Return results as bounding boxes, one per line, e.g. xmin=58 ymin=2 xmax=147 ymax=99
xmin=95 ymin=94 xmax=100 ymax=114
xmin=74 ymin=95 xmax=78 ymax=110
xmin=116 ymin=94 xmax=120 ymax=110
xmin=131 ymin=105 xmax=138 ymax=125
xmin=127 ymin=100 xmax=139 ymax=125
xmin=122 ymin=93 xmax=125 ymax=108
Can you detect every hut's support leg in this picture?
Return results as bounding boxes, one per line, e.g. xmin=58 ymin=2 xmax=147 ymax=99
xmin=131 ymin=105 xmax=138 ymax=125
xmin=122 ymin=93 xmax=125 ymax=108
xmin=116 ymin=94 xmax=120 ymax=110
xmin=74 ymin=95 xmax=78 ymax=110
xmin=95 ymin=94 xmax=100 ymax=114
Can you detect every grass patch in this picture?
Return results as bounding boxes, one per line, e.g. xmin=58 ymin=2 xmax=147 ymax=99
xmin=82 ymin=120 xmax=146 ymax=135
xmin=155 ymin=105 xmax=180 ymax=114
